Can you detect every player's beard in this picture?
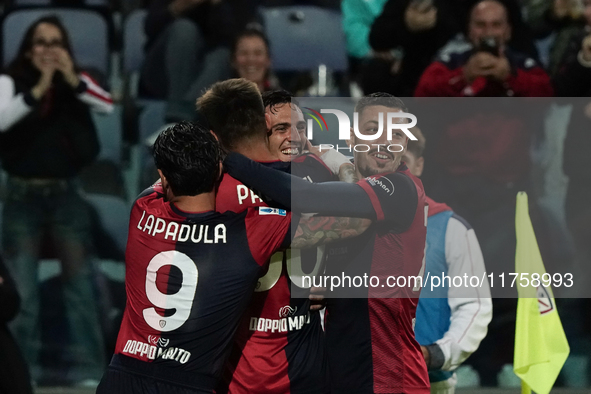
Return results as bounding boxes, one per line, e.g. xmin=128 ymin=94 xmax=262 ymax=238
xmin=357 ymin=155 xmax=401 ymax=178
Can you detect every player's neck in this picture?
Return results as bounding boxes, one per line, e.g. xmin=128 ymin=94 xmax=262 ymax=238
xmin=234 ymin=138 xmax=278 ymax=162
xmin=235 ymin=145 xmax=278 ymax=161
xmin=170 ymin=191 xmax=216 ymax=213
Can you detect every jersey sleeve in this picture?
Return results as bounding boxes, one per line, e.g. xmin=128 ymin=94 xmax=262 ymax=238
xmin=356 ymin=172 xmax=418 ymax=231
xmin=245 ymin=208 xmax=298 ymax=266
xmin=76 ymin=72 xmax=114 ymax=114
xmin=435 ymin=214 xmax=492 ymax=372
xmin=224 ymin=152 xmax=375 ymax=218
xmin=0 ymin=74 xmax=34 ymax=132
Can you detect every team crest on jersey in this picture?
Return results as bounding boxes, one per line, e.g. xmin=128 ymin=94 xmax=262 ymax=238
xmin=259 ymin=207 xmax=287 ymax=216
xmin=537 ymin=285 xmax=554 ymax=314
xmin=159 ymin=320 xmax=166 ymax=328
xmin=279 ymin=305 xmax=297 ymax=318
xmin=147 ymin=335 xmax=170 ymax=348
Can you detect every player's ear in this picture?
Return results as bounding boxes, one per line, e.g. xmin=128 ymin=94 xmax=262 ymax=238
xmin=345 ymin=126 xmax=354 ymax=148
xmin=210 ymin=129 xmax=219 ymax=141
xmin=157 ymin=169 xmax=168 ymax=189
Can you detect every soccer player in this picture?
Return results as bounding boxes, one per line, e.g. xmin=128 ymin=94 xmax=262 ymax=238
xmin=96 ymin=122 xmax=370 ymax=393
xmin=224 ymin=93 xmax=431 ymax=393
xmin=263 ymin=90 xmax=356 ymax=182
xmin=403 ymin=128 xmax=492 ymax=394
xmin=198 ymin=82 xmax=346 ymax=394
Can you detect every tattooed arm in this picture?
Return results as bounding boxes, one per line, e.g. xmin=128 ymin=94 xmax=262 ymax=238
xmin=338 ymin=163 xmax=358 ymax=183
xmin=291 ymin=215 xmax=371 ymax=249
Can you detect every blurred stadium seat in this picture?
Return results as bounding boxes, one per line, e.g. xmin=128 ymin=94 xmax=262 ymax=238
xmin=138 ymin=100 xmax=166 ymax=144
xmin=8 ymin=0 xmax=110 ymax=6
xmin=261 ymin=6 xmax=347 ymax=95
xmin=92 ymin=104 xmax=123 ymax=164
xmin=261 ymin=6 xmax=347 ymax=72
xmin=85 ymin=193 xmax=130 ymax=257
xmin=7 ymin=0 xmax=52 ymax=6
xmin=2 ymin=8 xmax=110 ymax=76
xmin=78 ymin=104 xmax=126 ymax=199
xmin=0 ymin=201 xmax=3 ymax=245
xmin=122 ymin=8 xmax=147 ymax=98
xmin=123 ymin=100 xmax=165 ymax=197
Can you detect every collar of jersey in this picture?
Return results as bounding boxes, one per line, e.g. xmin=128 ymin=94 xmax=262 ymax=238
xmin=169 ymin=201 xmax=218 ymax=221
xmin=259 ymin=160 xmax=291 ymax=171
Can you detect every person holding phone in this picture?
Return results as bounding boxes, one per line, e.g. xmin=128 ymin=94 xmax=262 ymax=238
xmin=414 ymin=0 xmax=552 ymax=97
xmin=526 ymin=0 xmax=587 ymax=77
xmin=413 ymin=0 xmax=553 ymax=387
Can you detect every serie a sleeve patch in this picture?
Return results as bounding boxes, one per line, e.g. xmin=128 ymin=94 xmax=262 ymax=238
xmin=259 ymin=207 xmax=287 ymax=216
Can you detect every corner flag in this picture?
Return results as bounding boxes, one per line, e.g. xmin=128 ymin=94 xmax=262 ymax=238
xmin=513 ymin=192 xmax=570 ymax=394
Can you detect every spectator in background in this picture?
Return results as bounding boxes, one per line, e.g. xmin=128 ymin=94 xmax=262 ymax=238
xmin=0 ymin=16 xmax=112 ymax=386
xmin=231 ymin=28 xmax=280 ymax=92
xmin=365 ymin=0 xmax=538 ymax=97
xmin=140 ymin=0 xmax=259 ymax=122
xmin=554 ymin=0 xmax=591 ymax=96
xmin=0 ymin=255 xmax=33 ymax=394
xmin=526 ymin=0 xmax=587 ymax=76
xmin=415 ymin=0 xmax=551 ymax=97
xmin=414 ymin=1 xmax=552 ymax=386
xmin=365 ymin=0 xmax=460 ymax=96
xmin=555 ymin=1 xmax=591 ymax=386
xmin=404 ymin=128 xmax=492 ymax=394
xmin=340 ymin=0 xmax=389 ymax=85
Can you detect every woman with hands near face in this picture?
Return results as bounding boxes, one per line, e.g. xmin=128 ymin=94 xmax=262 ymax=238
xmin=0 ymin=16 xmax=113 ymax=386
xmin=27 ymin=22 xmax=80 ymax=99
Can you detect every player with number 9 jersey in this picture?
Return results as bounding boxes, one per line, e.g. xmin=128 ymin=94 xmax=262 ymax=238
xmin=97 ymin=122 xmax=296 ymax=394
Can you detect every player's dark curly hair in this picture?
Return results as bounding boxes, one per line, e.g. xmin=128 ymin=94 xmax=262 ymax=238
xmin=262 ymin=89 xmax=299 ymax=114
xmin=354 ymin=92 xmax=408 ymax=116
xmin=153 ymin=122 xmax=222 ymax=197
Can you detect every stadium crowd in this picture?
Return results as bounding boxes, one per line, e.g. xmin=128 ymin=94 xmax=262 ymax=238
xmin=0 ymin=0 xmax=590 ymax=392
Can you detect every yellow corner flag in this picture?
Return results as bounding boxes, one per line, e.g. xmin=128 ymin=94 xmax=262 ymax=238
xmin=513 ymin=192 xmax=570 ymax=394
